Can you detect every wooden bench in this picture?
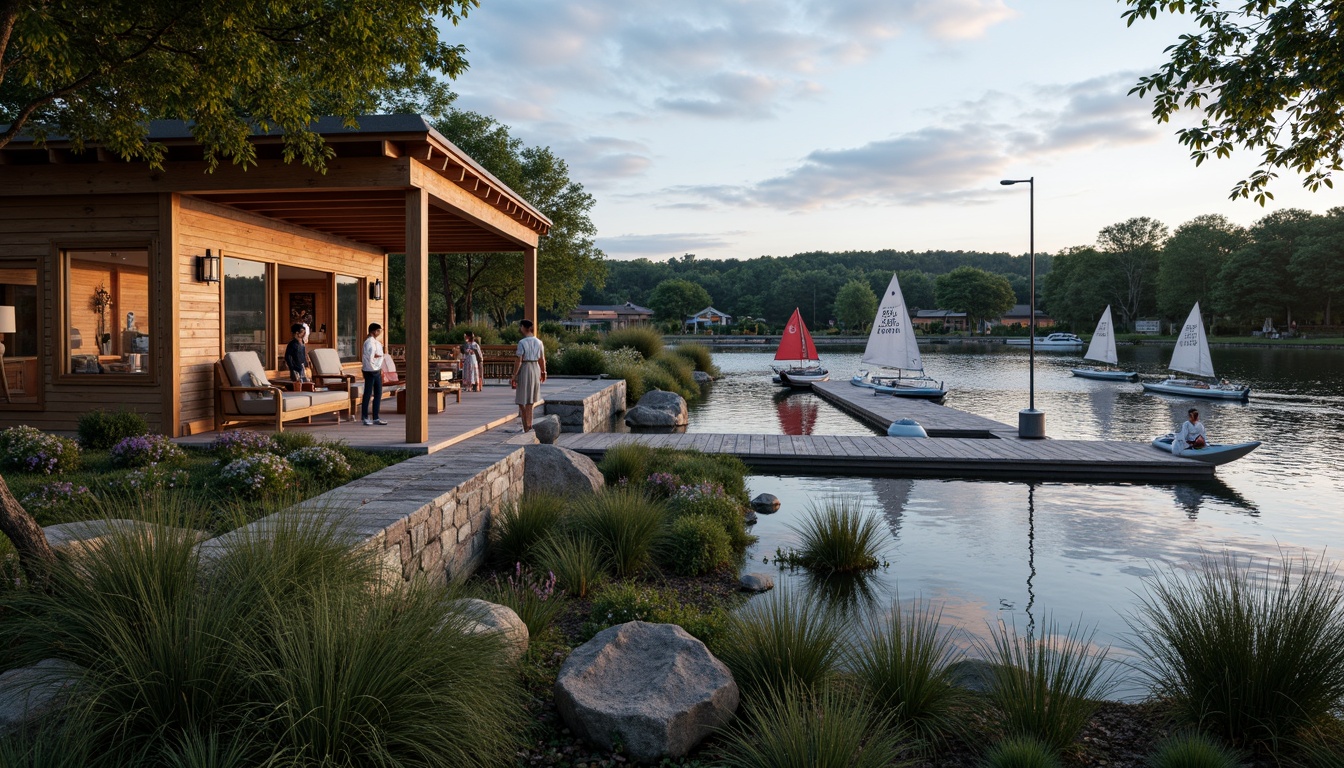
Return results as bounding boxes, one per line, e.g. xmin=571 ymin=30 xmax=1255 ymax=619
xmin=214 ymin=351 xmax=348 ymax=433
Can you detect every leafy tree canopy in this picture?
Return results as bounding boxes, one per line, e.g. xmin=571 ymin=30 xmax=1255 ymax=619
xmin=648 ymin=279 xmax=712 ymax=322
xmin=1157 ymin=214 xmax=1248 ymax=318
xmin=1123 ymin=0 xmax=1344 ymax=203
xmin=1097 ymin=216 xmax=1168 ymax=328
xmin=834 ymin=279 xmax=878 ymax=331
xmin=934 ymin=267 xmax=1016 ymax=332
xmin=0 ymin=0 xmax=475 ymax=169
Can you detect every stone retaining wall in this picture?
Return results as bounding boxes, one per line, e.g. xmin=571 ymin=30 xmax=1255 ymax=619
xmin=543 ymin=378 xmax=627 ymax=433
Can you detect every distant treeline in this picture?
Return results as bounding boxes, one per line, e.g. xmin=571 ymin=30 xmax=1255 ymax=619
xmin=582 ymin=249 xmax=1048 ymax=328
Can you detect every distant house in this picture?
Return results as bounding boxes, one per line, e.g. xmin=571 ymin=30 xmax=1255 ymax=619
xmin=994 ymin=304 xmax=1055 ymax=329
xmin=565 ymin=302 xmax=654 ymax=330
xmin=685 ymin=306 xmax=732 ymax=332
xmin=910 ymin=309 xmax=968 ymax=332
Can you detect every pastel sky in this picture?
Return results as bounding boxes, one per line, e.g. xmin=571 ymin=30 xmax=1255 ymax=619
xmin=446 ymin=0 xmax=1339 ymax=260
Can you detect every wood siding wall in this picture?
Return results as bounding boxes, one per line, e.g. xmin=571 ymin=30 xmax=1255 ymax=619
xmin=176 ymin=197 xmax=387 ymax=436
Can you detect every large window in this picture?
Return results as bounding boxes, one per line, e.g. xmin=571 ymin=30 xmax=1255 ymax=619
xmin=335 ymin=276 xmax=361 ymax=362
xmin=65 ymin=250 xmax=152 ymax=375
xmin=224 ymin=257 xmax=268 ymax=361
xmin=0 ymin=259 xmax=40 ymax=404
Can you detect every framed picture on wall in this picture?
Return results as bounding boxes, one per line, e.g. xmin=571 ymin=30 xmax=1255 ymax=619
xmin=288 ymin=292 xmax=316 ymax=329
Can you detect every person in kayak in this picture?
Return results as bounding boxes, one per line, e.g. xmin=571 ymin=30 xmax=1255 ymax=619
xmin=1173 ymin=408 xmax=1207 ymax=453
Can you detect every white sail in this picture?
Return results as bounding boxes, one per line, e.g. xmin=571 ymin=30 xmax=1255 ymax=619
xmin=1169 ymin=302 xmax=1216 ymax=378
xmin=1083 ymin=305 xmax=1118 ymax=365
xmin=862 ymin=273 xmax=923 ymax=371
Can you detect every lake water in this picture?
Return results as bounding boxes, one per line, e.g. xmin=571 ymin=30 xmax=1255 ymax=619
xmin=689 ymin=344 xmax=1344 ymax=699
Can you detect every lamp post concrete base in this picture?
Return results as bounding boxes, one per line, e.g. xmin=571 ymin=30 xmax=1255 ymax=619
xmin=1018 ymin=409 xmax=1046 ymax=439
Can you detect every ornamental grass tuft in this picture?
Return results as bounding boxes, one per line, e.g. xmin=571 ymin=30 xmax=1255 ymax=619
xmin=555 ymin=344 xmax=607 ymax=376
xmin=980 ymin=617 xmax=1116 ymax=754
xmin=597 ymin=441 xmax=653 ymax=486
xmin=787 ymin=496 xmax=886 ymax=573
xmin=489 ymin=492 xmax=568 ymax=567
xmin=717 ymin=683 xmax=906 ymax=768
xmin=981 ymin=736 xmax=1063 ymax=768
xmin=850 ymin=597 xmax=966 ymax=750
xmin=717 ymin=584 xmax=845 ymax=698
xmin=603 ymin=326 xmax=664 ymax=360
xmin=480 ymin=562 xmax=564 ymax=636
xmin=658 ymin=513 xmax=733 ymax=576
xmin=672 ymin=342 xmax=720 ymax=377
xmin=570 ymin=487 xmax=666 ymax=577
xmin=1130 ymin=551 xmax=1344 ymax=750
xmin=536 ymin=533 xmax=604 ymax=599
xmin=1146 ymin=732 xmax=1243 ymax=768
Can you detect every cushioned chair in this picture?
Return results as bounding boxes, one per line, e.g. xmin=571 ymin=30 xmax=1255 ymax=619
xmin=309 ymin=348 xmax=398 ymax=415
xmin=214 ymin=351 xmax=348 ymax=432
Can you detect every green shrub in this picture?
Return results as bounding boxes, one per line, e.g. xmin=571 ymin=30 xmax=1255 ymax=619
xmin=0 ymin=425 xmax=81 ymax=475
xmin=717 ymin=585 xmax=845 ymax=698
xmin=536 ymin=534 xmax=603 ymax=599
xmin=285 ymin=446 xmax=351 ymax=483
xmin=571 ymin=488 xmax=666 ymax=577
xmin=606 ymin=359 xmax=647 ymax=403
xmin=640 ymin=360 xmax=694 ymax=399
xmin=672 ymin=342 xmax=720 ymax=377
xmin=539 ymin=333 xmax=560 ymax=361
xmin=77 ymin=408 xmax=149 ymax=450
xmin=850 ymin=598 xmax=965 ymax=750
xmin=490 ymin=493 xmax=568 ymax=567
xmin=209 ymin=430 xmax=276 ymax=461
xmin=445 ymin=322 xmax=501 ymax=345
xmin=573 ymin=330 xmax=601 ymax=345
xmin=582 ymin=581 xmax=729 ymax=647
xmin=539 ymin=320 xmax=566 ymax=338
xmin=217 ymin=453 xmax=294 ymax=498
xmin=1131 ymin=552 xmax=1344 ymax=750
xmin=718 ymin=684 xmax=905 ymax=768
xmin=783 ymin=496 xmax=886 ymax=573
xmin=659 ymin=514 xmax=732 ymax=576
xmin=481 ymin=563 xmax=564 ymax=636
xmin=652 ymin=350 xmax=698 ymax=391
xmin=603 ymin=326 xmax=664 ymax=359
xmin=556 ymin=344 xmax=607 ymax=376
xmin=597 ymin=442 xmax=654 ymax=486
xmin=981 ymin=736 xmax=1062 ymax=768
xmin=500 ymin=323 xmax=523 ymax=343
xmin=270 ymin=430 xmax=317 ymax=455
xmin=981 ymin=618 xmax=1116 ymax=753
xmin=1147 ymin=732 xmax=1242 ymax=768
xmin=666 ymin=481 xmax=753 ymax=551
xmin=109 ymin=434 xmax=187 ymax=468
xmin=649 ymin=447 xmax=750 ymax=503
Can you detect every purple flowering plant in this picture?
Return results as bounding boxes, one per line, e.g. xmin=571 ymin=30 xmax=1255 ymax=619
xmin=21 ymin=481 xmax=94 ymax=516
xmin=109 ymin=465 xmax=191 ymax=493
xmin=486 ymin=562 xmax=563 ymax=634
xmin=645 ymin=471 xmax=682 ymax=498
xmin=0 ymin=425 xmax=81 ymax=475
xmin=211 ymin=430 xmax=275 ymax=461
xmin=110 ymin=434 xmax=186 ymax=468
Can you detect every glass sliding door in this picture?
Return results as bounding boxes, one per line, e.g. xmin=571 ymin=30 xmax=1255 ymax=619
xmin=224 ymin=257 xmax=268 ymax=362
xmin=335 ymin=276 xmax=361 ymax=362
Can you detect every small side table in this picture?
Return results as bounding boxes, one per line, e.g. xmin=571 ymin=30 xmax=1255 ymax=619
xmin=395 ymin=385 xmax=460 ymax=414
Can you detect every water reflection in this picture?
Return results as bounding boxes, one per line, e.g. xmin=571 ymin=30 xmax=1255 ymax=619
xmin=773 ymin=390 xmax=820 ymax=435
xmin=1170 ymin=478 xmax=1259 ymax=519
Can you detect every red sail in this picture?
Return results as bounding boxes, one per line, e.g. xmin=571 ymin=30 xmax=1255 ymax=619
xmin=775 ymin=308 xmax=818 ymax=362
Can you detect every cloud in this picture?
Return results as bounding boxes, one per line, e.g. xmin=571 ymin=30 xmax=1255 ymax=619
xmin=596 ymin=231 xmax=744 ymax=258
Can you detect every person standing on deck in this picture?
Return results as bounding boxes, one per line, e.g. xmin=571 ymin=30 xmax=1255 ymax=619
xmin=461 ymin=331 xmax=482 ymax=392
xmin=1173 ymin=408 xmax=1207 ymax=454
xmin=284 ymin=323 xmax=309 ymax=383
xmin=510 ymin=320 xmax=546 ymax=431
xmin=361 ymin=323 xmax=388 ymax=426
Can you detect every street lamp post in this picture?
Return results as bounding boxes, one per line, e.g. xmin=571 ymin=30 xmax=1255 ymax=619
xmin=1000 ymin=177 xmax=1045 ymax=439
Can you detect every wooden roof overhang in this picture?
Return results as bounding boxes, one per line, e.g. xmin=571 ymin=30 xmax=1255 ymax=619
xmin=0 ymin=115 xmax=551 ymax=253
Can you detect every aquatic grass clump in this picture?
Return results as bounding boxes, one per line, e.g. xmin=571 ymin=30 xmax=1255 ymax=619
xmin=980 ymin=618 xmax=1116 ymax=753
xmin=850 ymin=598 xmax=966 ymax=750
xmin=1131 ymin=552 xmax=1344 ymax=750
xmin=1147 ymin=732 xmax=1242 ymax=768
xmin=785 ymin=496 xmax=886 ymax=573
xmin=489 ymin=492 xmax=568 ymax=566
xmin=536 ymin=533 xmax=604 ymax=598
xmin=571 ymin=487 xmax=666 ymax=577
xmin=717 ymin=585 xmax=845 ymax=698
xmin=603 ymin=326 xmax=664 ymax=360
xmin=981 ymin=736 xmax=1063 ymax=768
xmin=717 ymin=684 xmax=906 ymax=768
xmin=672 ymin=342 xmax=720 ymax=377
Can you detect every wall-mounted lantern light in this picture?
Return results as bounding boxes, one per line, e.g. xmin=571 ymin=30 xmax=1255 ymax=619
xmin=371 ymin=278 xmax=384 ymax=301
xmin=195 ymin=249 xmax=221 ymax=283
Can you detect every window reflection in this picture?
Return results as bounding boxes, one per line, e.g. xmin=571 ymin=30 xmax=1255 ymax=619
xmin=224 ymin=257 xmax=268 ymax=361
xmin=66 ymin=250 xmax=151 ymax=375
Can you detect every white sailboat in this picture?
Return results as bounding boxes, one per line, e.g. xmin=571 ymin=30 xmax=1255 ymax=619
xmin=1142 ymin=303 xmax=1250 ymax=400
xmin=851 ymin=273 xmax=946 ymax=399
xmin=1070 ymin=306 xmax=1138 ymax=381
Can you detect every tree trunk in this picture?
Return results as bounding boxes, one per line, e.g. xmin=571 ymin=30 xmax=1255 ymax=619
xmin=0 ymin=474 xmax=56 ymax=589
xmin=436 ymin=254 xmax=456 ymax=327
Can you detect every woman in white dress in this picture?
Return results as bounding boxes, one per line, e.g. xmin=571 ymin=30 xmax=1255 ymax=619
xmin=460 ymin=331 xmax=481 ymax=392
xmin=510 ymin=320 xmax=547 ymax=431
xmin=1172 ymin=408 xmax=1207 ymax=454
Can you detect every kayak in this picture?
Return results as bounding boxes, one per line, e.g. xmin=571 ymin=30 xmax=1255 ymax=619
xmin=1151 ymin=434 xmax=1262 ymax=465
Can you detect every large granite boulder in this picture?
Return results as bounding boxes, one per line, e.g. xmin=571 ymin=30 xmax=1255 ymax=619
xmin=624 ymin=390 xmax=688 ymax=428
xmin=524 ymin=445 xmax=604 ymax=496
xmin=555 ymin=621 xmax=738 ymax=760
xmin=444 ymin=598 xmax=529 ymax=662
xmin=532 ymin=415 xmax=561 ymax=444
xmin=44 ymin=519 xmax=208 ymax=556
xmin=750 ymin=493 xmax=781 ymax=514
xmin=692 ymin=371 xmax=714 ymax=384
xmin=739 ymin=572 xmax=775 ymax=592
xmin=0 ymin=659 xmax=83 ymax=737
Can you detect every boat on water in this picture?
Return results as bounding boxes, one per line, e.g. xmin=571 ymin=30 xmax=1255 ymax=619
xmin=771 ymin=308 xmax=829 ymax=388
xmin=1151 ymin=434 xmax=1261 ymax=465
xmin=852 ymin=273 xmax=947 ymax=399
xmin=1142 ymin=303 xmax=1250 ymax=400
xmin=1005 ymin=332 xmax=1085 ymax=350
xmin=1071 ymin=306 xmax=1138 ymax=381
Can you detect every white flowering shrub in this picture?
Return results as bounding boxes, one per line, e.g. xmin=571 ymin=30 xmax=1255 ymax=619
xmin=286 ymin=446 xmax=351 ymax=483
xmin=219 ymin=453 xmax=294 ymax=497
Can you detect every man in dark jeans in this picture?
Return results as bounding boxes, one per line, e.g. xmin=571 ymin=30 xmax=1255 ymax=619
xmin=360 ymin=323 xmax=387 ymax=425
xmin=284 ymin=323 xmax=309 ymax=384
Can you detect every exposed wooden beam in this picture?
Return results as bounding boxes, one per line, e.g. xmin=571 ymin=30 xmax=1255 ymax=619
xmin=381 ymin=140 xmax=402 ymax=159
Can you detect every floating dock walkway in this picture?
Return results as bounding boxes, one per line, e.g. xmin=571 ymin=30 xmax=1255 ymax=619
xmin=556 ymin=380 xmax=1215 ymax=481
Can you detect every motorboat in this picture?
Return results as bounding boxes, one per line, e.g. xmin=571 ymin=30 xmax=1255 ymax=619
xmin=771 ymin=308 xmax=829 ymax=388
xmin=851 ymin=273 xmax=947 ymax=399
xmin=1006 ymin=332 xmax=1085 ymax=350
xmin=1151 ymin=434 xmax=1262 ymax=465
xmin=1071 ymin=306 xmax=1138 ymax=381
xmin=1141 ymin=303 xmax=1250 ymax=400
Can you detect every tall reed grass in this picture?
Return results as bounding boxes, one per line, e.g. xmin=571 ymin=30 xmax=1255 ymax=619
xmin=490 ymin=492 xmax=568 ymax=566
xmin=717 ymin=684 xmax=905 ymax=768
xmin=570 ymin=488 xmax=666 ymax=577
xmin=980 ymin=618 xmax=1116 ymax=753
xmin=537 ymin=533 xmax=604 ymax=598
xmin=672 ymin=342 xmax=721 ymax=377
xmin=717 ymin=585 xmax=845 ymax=698
xmin=787 ymin=496 xmax=886 ymax=573
xmin=1130 ymin=552 xmax=1344 ymax=749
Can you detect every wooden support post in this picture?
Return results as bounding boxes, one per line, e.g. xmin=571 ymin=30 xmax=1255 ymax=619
xmin=158 ymin=193 xmax=182 ymax=435
xmin=524 ymin=245 xmax=538 ymax=324
xmin=405 ymin=188 xmax=429 ymax=444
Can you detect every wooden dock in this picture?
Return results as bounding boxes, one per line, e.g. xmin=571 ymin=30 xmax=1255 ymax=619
xmin=810 ymin=380 xmax=1018 ymax=438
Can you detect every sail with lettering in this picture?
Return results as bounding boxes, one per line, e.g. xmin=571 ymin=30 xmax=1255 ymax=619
xmin=775 ymin=308 xmax=818 ymax=363
xmin=1169 ymin=302 xmax=1216 ymax=378
xmin=1083 ymin=305 xmax=1119 ymax=366
xmin=862 ymin=273 xmax=923 ymax=372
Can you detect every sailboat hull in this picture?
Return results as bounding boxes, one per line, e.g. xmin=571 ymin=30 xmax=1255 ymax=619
xmin=851 ymin=374 xmax=946 ymax=399
xmin=776 ymin=368 xmax=829 ymax=388
xmin=1070 ymin=367 xmax=1138 ymax=381
xmin=1142 ymin=379 xmax=1250 ymax=400
xmin=1152 ymin=434 xmax=1261 ymax=465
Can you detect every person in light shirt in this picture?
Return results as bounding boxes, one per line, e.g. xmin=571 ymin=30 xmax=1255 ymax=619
xmin=1172 ymin=408 xmax=1207 ymax=454
xmin=510 ymin=320 xmax=547 ymax=431
xmin=361 ymin=323 xmax=388 ymax=426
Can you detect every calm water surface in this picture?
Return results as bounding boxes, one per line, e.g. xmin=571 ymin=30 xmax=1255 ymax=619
xmin=689 ymin=344 xmax=1344 ymax=698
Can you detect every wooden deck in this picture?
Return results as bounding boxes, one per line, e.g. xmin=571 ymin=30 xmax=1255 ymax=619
xmin=556 ymin=432 xmax=1214 ymax=480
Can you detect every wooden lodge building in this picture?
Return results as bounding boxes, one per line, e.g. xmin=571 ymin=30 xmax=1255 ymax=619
xmin=0 ymin=115 xmax=550 ymax=445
